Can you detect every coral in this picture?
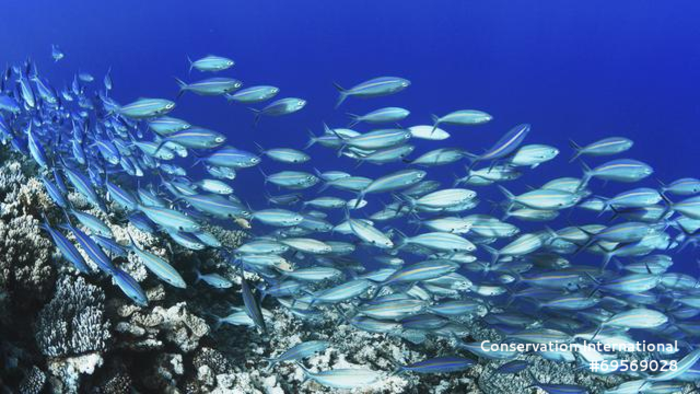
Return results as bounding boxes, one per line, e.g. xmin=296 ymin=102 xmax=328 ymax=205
xmin=113 ymin=301 xmax=209 ymax=353
xmin=18 ymin=365 xmax=46 ymax=394
xmin=35 ymin=275 xmax=110 ymax=358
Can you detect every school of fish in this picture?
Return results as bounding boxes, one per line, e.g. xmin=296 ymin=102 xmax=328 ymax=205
xmin=2 ymin=49 xmax=700 ymax=393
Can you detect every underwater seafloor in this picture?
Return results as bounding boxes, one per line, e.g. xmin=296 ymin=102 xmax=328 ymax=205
xmin=0 ymin=148 xmax=693 ymax=393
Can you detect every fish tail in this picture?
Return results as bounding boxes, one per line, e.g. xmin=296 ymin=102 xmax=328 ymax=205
xmin=333 ymin=82 xmax=347 ymax=108
xmin=577 ymin=160 xmax=592 ymax=192
xmin=253 ymin=141 xmax=265 ymax=155
xmin=173 ymin=77 xmax=188 ymax=99
xmin=430 ymin=114 xmax=440 ymax=135
xmin=304 ymin=129 xmax=317 ymax=150
xmin=187 ymin=56 xmax=194 ymax=73
xmin=248 ymin=107 xmax=261 ymax=128
xmin=346 ymin=112 xmax=360 ymax=127
xmin=258 ymin=167 xmax=269 ymax=185
xmin=353 ymin=191 xmax=365 ymax=209
xmin=496 ymin=185 xmax=515 ymax=211
xmin=481 ymin=244 xmax=500 ymax=265
xmin=568 ymin=139 xmax=583 ymax=162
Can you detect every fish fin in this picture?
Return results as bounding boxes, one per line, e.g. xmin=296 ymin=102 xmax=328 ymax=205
xmin=346 ymin=113 xmax=360 ymax=127
xmin=187 ymin=56 xmax=194 ymax=73
xmin=577 ymin=160 xmax=593 ymax=192
xmin=248 ymin=107 xmax=261 ymax=128
xmin=304 ymin=128 xmax=318 ymax=150
xmin=430 ymin=114 xmax=440 ymax=135
xmin=568 ymin=139 xmax=583 ymax=162
xmin=332 ymin=82 xmax=347 ymax=108
xmin=173 ymin=77 xmax=188 ymax=99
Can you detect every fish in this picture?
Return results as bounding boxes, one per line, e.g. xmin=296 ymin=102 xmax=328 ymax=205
xmin=431 ymin=109 xmax=492 ymax=132
xmin=250 ymin=98 xmax=306 ymax=126
xmin=51 ymin=44 xmax=65 ymax=61
xmin=128 ymin=233 xmax=186 ymax=288
xmin=115 ymin=98 xmax=175 ymax=119
xmin=347 ymin=107 xmax=410 ymax=126
xmin=297 ymin=363 xmax=384 ymax=389
xmin=334 ymin=76 xmax=410 ymax=107
xmin=397 ymin=356 xmax=475 ymax=374
xmin=175 ymin=77 xmax=242 ymax=97
xmin=188 ymin=55 xmax=235 ymax=72
xmin=264 ymin=341 xmax=330 ymax=370
xmin=569 ymin=136 xmax=633 ymax=162
xmin=225 ymin=85 xmax=279 ymax=103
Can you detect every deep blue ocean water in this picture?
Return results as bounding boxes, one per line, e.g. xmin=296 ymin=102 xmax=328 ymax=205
xmin=2 ymin=0 xmax=699 ymax=270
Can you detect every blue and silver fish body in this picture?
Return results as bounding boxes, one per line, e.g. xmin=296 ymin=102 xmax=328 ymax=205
xmin=334 ymin=76 xmax=410 ymax=107
xmin=195 ymin=178 xmax=233 ymax=195
xmin=427 ymin=299 xmax=486 ymax=317
xmin=323 ymin=176 xmax=373 ymax=192
xmin=398 ymin=356 xmax=475 ymax=374
xmin=358 ymin=298 xmax=426 ymax=320
xmin=508 ymin=143 xmax=559 ymax=168
xmin=0 ymin=93 xmax=21 ymax=113
xmin=70 ymin=139 xmax=87 ymax=165
xmin=498 ymin=185 xmax=579 ymax=211
xmin=279 ymin=237 xmax=332 ymax=254
xmin=409 ymin=188 xmax=477 ymax=210
xmin=226 ymin=85 xmax=279 ymax=103
xmin=64 ymin=221 xmax=116 ymax=274
xmin=175 ymin=77 xmax=241 ymax=97
xmin=183 ymin=193 xmax=251 ymax=219
xmin=407 ymin=124 xmax=451 ymax=140
xmin=606 ymin=187 xmax=662 ymax=210
xmin=63 ymin=166 xmax=106 ymax=211
xmin=599 ymin=274 xmax=660 ymax=294
xmin=39 ymin=219 xmax=91 ymax=274
xmin=148 ymin=116 xmax=191 ymax=136
xmin=257 ymin=145 xmax=310 ymax=164
xmin=359 ymin=169 xmax=427 ymax=200
xmin=111 ymin=268 xmax=148 ymax=306
xmin=303 ymin=196 xmax=346 ymax=209
xmin=156 ymin=127 xmax=226 ymax=152
xmin=251 ymin=97 xmax=306 ymax=124
xmin=262 ymin=170 xmax=319 ymax=190
xmin=201 ymin=146 xmax=261 ymax=168
xmin=453 ymin=340 xmax=518 ymax=360
xmin=417 ymin=217 xmax=473 ymax=234
xmin=335 ymin=128 xmax=411 ymax=151
xmin=30 ymin=76 xmax=58 ymax=105
xmin=91 ymin=234 xmax=128 ymax=258
xmin=540 ymin=292 xmax=600 ymax=310
xmin=240 ymin=277 xmax=267 ymax=334
xmin=286 ymin=267 xmax=343 ymax=282
xmin=660 ymin=177 xmax=700 ymax=196
xmin=236 ymin=239 xmax=289 ymax=255
xmin=26 ymin=125 xmax=48 ymax=168
xmin=188 ymin=55 xmax=234 ymax=72
xmin=355 ymin=144 xmax=415 ymax=165
xmin=668 ymin=195 xmax=700 ymax=220
xmin=115 ymin=98 xmax=175 ymax=119
xmin=603 ymin=308 xmax=668 ymax=330
xmin=310 ymin=279 xmax=373 ymax=304
xmin=470 ymin=123 xmax=531 ymax=164
xmin=570 ymin=136 xmax=633 ymax=162
xmin=93 ymin=139 xmax=120 ymax=165
xmin=581 ymin=158 xmax=653 ymax=189
xmin=252 ymin=209 xmax=305 ymax=227
xmin=206 ymin=165 xmax=237 ymax=180
xmin=297 ymin=214 xmax=333 ymax=233
xmin=128 ymin=234 xmax=186 ymax=288
xmin=408 ymin=147 xmax=467 ymax=166
xmin=622 ymin=255 xmax=672 ymax=274
xmin=17 ymin=74 xmax=36 ymax=108
xmin=646 ymin=348 xmax=700 ymax=382
xmin=464 ymin=214 xmax=520 ymax=238
xmin=51 ymin=44 xmax=65 ymax=61
xmin=194 ymin=270 xmax=233 ymax=289
xmin=138 ymin=205 xmax=201 ymax=232
xmin=431 ymin=109 xmax=492 ymax=130
xmin=588 ymin=221 xmax=656 ymax=244
xmin=381 ymin=259 xmax=459 ymax=286
xmin=70 ymin=209 xmax=113 ymax=237
xmin=264 ymin=340 xmax=330 ymax=370
xmin=297 ymin=363 xmax=383 ymax=390
xmin=347 ymin=106 xmax=410 ymax=126
xmin=349 ymin=218 xmax=394 ymax=249
xmin=41 ymin=175 xmax=68 ymax=208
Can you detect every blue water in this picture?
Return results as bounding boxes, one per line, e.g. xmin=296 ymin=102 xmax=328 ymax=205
xmin=3 ymin=1 xmax=698 ymax=263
